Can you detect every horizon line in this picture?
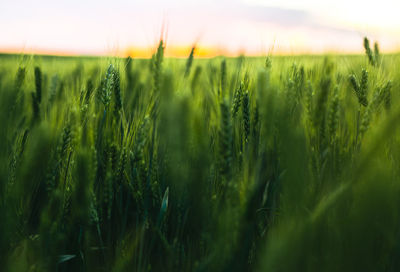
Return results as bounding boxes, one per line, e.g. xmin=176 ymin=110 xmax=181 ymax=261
xmin=1 ymin=45 xmax=399 ymax=59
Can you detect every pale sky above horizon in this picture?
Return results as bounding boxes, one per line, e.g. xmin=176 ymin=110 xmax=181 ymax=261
xmin=1 ymin=0 xmax=400 ymax=56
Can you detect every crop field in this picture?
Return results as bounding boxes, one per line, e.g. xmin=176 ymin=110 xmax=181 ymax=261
xmin=1 ymin=39 xmax=400 ymax=271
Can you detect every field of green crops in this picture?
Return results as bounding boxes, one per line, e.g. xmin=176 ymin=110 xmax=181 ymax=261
xmin=1 ymin=39 xmax=400 ymax=271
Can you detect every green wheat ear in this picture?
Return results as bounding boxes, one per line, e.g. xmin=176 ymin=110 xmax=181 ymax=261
xmin=265 ymin=56 xmax=272 ymax=69
xmin=231 ymin=82 xmax=243 ymax=118
xmin=349 ymin=70 xmax=368 ymax=107
xmin=374 ymin=42 xmax=380 ymax=65
xmin=382 ymin=80 xmax=392 ymax=111
xmin=242 ymin=90 xmax=250 ymax=144
xmin=15 ymin=67 xmax=26 ymax=91
xmin=30 ymin=67 xmax=43 ymax=124
xmin=13 ymin=67 xmax=26 ymax=110
xmin=113 ymin=69 xmax=122 ymax=118
xmin=314 ymin=75 xmax=331 ymax=145
xmin=327 ymin=86 xmax=340 ymax=141
xmin=363 ymin=37 xmax=376 ymax=66
xmin=101 ymin=64 xmax=114 ymax=108
xmin=185 ymin=46 xmax=195 ymax=78
xmin=153 ymin=40 xmax=164 ymax=94
xmin=359 ymin=69 xmax=369 ymax=105
xmin=220 ymin=59 xmax=227 ymax=97
xmin=34 ymin=66 xmax=42 ymax=103
xmin=31 ymin=93 xmax=40 ymax=123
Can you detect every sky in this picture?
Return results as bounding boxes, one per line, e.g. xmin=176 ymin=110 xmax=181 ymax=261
xmin=1 ymin=0 xmax=400 ymax=57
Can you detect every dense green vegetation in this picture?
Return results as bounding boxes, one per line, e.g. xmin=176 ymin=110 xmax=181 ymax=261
xmin=1 ymin=39 xmax=400 ymax=271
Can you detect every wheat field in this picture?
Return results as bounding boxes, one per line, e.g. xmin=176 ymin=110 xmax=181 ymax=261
xmin=1 ymin=39 xmax=400 ymax=271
